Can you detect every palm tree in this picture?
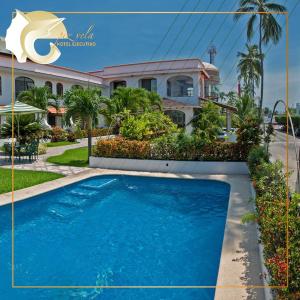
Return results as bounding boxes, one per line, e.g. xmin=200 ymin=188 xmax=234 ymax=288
xmin=237 ymin=44 xmax=262 ymax=98
xmin=100 ymin=87 xmax=162 ymax=132
xmin=64 ymin=87 xmax=103 ymax=157
xmin=17 ymin=86 xmax=58 ymax=111
xmin=235 ymin=94 xmax=257 ymax=126
xmin=235 ymin=0 xmax=286 ymax=116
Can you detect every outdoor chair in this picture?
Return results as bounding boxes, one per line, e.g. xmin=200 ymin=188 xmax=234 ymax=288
xmin=24 ymin=140 xmax=39 ymax=162
xmin=3 ymin=143 xmax=12 ymax=161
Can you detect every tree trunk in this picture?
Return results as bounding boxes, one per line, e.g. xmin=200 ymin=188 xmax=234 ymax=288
xmin=87 ymin=118 xmax=92 ymax=160
xmin=259 ymin=14 xmax=264 ymax=120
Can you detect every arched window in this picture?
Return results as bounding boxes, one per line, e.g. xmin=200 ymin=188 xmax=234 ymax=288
xmin=15 ymin=76 xmax=34 ymax=97
xmin=71 ymin=84 xmax=83 ymax=90
xmin=167 ymin=75 xmax=193 ymax=97
xmin=139 ymin=78 xmax=157 ymax=92
xmin=45 ymin=81 xmax=53 ymax=94
xmin=164 ymin=110 xmax=186 ymax=128
xmin=56 ymin=83 xmax=64 ymax=96
xmin=110 ymin=80 xmax=126 ymax=94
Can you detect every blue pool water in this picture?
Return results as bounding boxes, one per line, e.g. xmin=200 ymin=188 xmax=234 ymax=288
xmin=0 ymin=175 xmax=230 ymax=299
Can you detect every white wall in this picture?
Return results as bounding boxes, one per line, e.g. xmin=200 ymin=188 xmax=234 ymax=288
xmin=90 ymin=157 xmax=249 ymax=175
xmin=0 ymin=68 xmax=102 ymax=105
xmin=102 ymin=71 xmax=202 ymax=106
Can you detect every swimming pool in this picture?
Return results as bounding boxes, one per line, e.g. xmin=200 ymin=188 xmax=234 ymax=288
xmin=0 ymin=175 xmax=230 ymax=299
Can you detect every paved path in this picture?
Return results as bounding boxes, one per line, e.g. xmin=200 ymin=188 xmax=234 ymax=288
xmin=269 ymin=130 xmax=300 ymax=191
xmin=0 ymin=138 xmax=95 ymax=176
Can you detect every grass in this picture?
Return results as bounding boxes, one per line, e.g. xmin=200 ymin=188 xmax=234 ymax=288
xmin=45 ymin=141 xmax=79 ymax=147
xmin=0 ymin=168 xmax=64 ymax=194
xmin=47 ymin=147 xmax=89 ymax=167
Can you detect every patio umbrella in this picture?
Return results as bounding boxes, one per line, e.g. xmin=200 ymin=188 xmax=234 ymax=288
xmin=0 ymin=101 xmax=45 ymax=140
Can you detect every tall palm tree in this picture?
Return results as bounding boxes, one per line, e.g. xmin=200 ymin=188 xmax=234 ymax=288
xmin=17 ymin=86 xmax=58 ymax=111
xmin=237 ymin=44 xmax=262 ymax=98
xmin=235 ymin=0 xmax=286 ymax=116
xmin=64 ymin=87 xmax=103 ymax=157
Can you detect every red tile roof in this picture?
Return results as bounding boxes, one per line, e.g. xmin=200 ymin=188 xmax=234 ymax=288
xmin=163 ymin=98 xmax=198 ymax=108
xmin=47 ymin=107 xmax=66 ymax=114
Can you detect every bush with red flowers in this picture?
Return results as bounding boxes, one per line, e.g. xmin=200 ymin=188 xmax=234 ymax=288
xmin=250 ymin=159 xmax=300 ymax=298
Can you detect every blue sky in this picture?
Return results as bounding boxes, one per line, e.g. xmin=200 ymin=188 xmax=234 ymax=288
xmin=0 ymin=0 xmax=299 ymax=108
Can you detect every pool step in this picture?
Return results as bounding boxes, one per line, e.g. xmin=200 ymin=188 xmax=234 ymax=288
xmin=58 ymin=197 xmax=88 ymax=207
xmin=68 ymin=190 xmax=97 ymax=198
xmin=79 ymin=179 xmax=118 ymax=191
xmin=48 ymin=203 xmax=80 ymax=220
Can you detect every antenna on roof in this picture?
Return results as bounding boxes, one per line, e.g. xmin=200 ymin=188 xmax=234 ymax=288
xmin=208 ymin=45 xmax=217 ymax=65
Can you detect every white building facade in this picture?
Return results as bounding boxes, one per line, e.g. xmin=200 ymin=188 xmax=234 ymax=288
xmin=90 ymin=59 xmax=220 ymax=133
xmin=0 ymin=38 xmax=220 ymax=133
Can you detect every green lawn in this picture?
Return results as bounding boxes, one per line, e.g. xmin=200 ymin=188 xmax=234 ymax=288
xmin=47 ymin=147 xmax=89 ymax=167
xmin=0 ymin=168 xmax=64 ymax=194
xmin=45 ymin=141 xmax=79 ymax=147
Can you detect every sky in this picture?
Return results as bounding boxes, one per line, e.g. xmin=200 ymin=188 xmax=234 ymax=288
xmin=0 ymin=0 xmax=299 ymax=109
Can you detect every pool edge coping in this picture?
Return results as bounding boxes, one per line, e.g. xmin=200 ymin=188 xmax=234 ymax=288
xmin=0 ymin=168 xmax=264 ymax=300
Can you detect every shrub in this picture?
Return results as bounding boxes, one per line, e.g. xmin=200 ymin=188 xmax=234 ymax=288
xmin=74 ymin=128 xmax=85 ymax=139
xmin=74 ymin=128 xmax=111 ymax=139
xmin=50 ymin=127 xmax=67 ymax=142
xmin=93 ymin=136 xmax=247 ymax=161
xmin=249 ymin=160 xmax=300 ymax=298
xmin=38 ymin=144 xmax=47 ymax=155
xmin=193 ymin=102 xmax=223 ymax=143
xmin=120 ymin=112 xmax=177 ymax=141
xmin=275 ymin=115 xmax=300 ymax=130
xmin=67 ymin=132 xmax=76 ymax=142
xmin=247 ymin=146 xmax=269 ymax=176
xmin=93 ymin=138 xmax=151 ymax=159
xmin=237 ymin=117 xmax=262 ymax=157
xmin=1 ymin=115 xmax=43 ymax=144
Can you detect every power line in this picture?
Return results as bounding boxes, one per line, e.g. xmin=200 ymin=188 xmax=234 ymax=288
xmin=174 ymin=0 xmax=215 ymax=58
xmin=155 ymin=0 xmax=228 ymax=90
xmin=199 ymin=1 xmax=237 ymax=59
xmin=190 ymin=0 xmax=236 ymax=60
xmin=148 ymin=0 xmax=191 ymax=61
xmin=142 ymin=0 xmax=202 ymax=74
xmin=159 ymin=0 xmax=202 ymax=61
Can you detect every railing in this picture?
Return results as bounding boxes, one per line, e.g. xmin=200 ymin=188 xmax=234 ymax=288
xmin=267 ymin=99 xmax=300 ymax=192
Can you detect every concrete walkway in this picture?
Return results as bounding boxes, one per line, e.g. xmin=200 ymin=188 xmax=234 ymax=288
xmin=0 ymin=138 xmax=94 ymax=176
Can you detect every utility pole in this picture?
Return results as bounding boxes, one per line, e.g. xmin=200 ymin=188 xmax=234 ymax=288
xmin=208 ymin=45 xmax=217 ymax=65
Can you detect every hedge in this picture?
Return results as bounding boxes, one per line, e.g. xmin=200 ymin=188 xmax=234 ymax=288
xmin=275 ymin=115 xmax=300 ymax=129
xmin=74 ymin=128 xmax=111 ymax=139
xmin=93 ymin=138 xmax=248 ymax=161
xmin=248 ymin=148 xmax=300 ymax=298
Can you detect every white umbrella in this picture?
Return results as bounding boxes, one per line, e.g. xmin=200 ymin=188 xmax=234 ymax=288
xmin=0 ymin=101 xmax=45 ymax=140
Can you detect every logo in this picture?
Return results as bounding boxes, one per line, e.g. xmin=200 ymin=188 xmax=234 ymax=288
xmin=5 ymin=10 xmax=68 ymax=64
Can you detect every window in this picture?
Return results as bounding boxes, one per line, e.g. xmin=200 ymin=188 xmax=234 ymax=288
xmin=167 ymin=75 xmax=193 ymax=97
xmin=110 ymin=80 xmax=127 ymax=95
xmin=56 ymin=83 xmax=64 ymax=96
xmin=112 ymin=81 xmax=126 ymax=90
xmin=15 ymin=76 xmax=34 ymax=97
xmin=164 ymin=110 xmax=186 ymax=128
xmin=0 ymin=76 xmax=2 ymax=96
xmin=71 ymin=84 xmax=83 ymax=90
xmin=47 ymin=114 xmax=56 ymax=126
xmin=45 ymin=81 xmax=53 ymax=94
xmin=139 ymin=78 xmax=157 ymax=92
